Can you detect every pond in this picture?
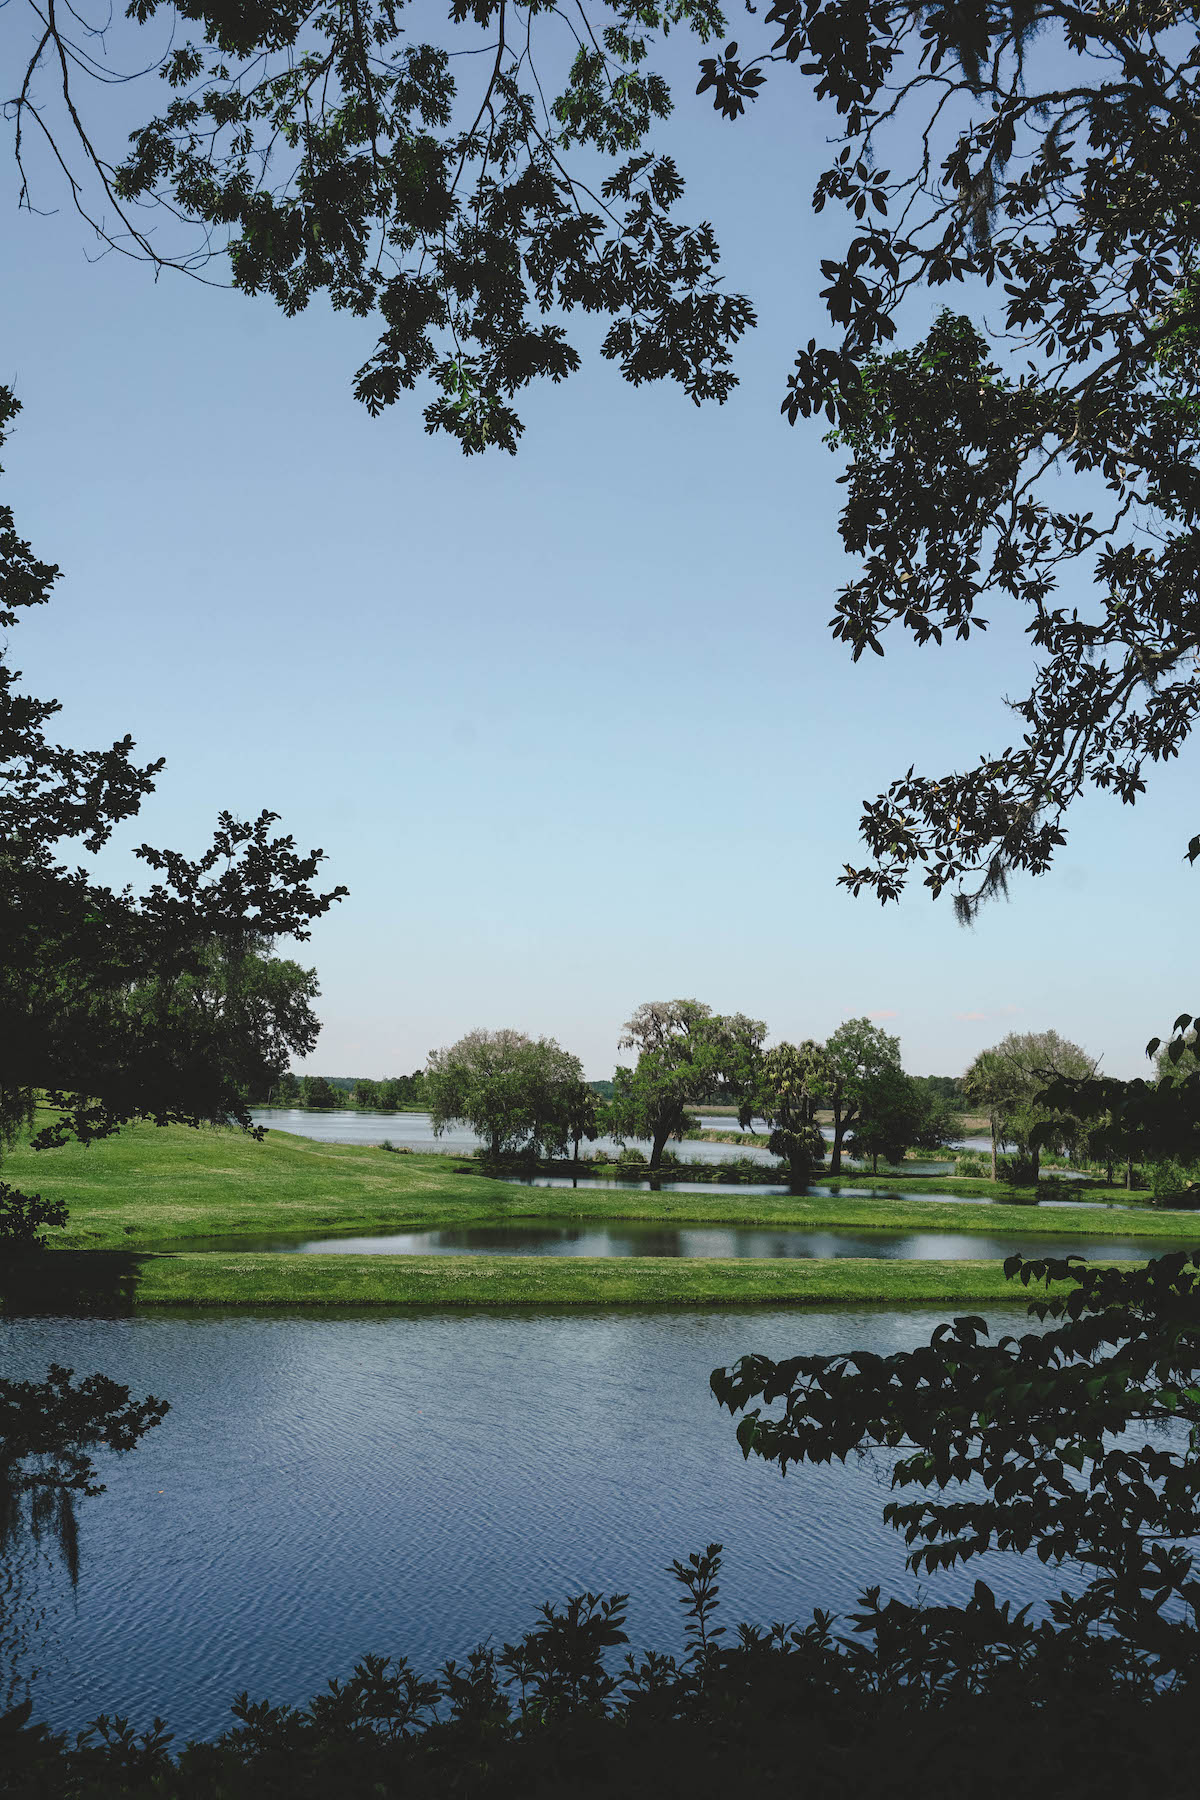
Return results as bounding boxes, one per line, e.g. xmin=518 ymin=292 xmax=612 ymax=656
xmin=144 ymin=1221 xmax=1165 ymax=1260
xmin=495 ymin=1174 xmax=1117 ymax=1204
xmin=5 ymin=1304 xmax=1080 ymax=1742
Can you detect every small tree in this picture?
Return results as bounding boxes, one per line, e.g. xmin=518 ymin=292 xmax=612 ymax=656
xmin=425 ymin=1030 xmax=585 ymax=1159
xmin=846 ymin=1066 xmax=923 ymax=1175
xmin=812 ymin=1019 xmax=904 ymax=1177
xmin=300 ymin=1075 xmax=338 ymax=1110
xmin=610 ymin=1001 xmax=766 ymax=1171
xmin=353 ymin=1078 xmax=380 ymax=1110
xmin=967 ymin=1031 xmax=1094 ymax=1184
xmin=742 ymin=1042 xmax=825 ymax=1192
xmin=963 ymin=1049 xmax=1008 ymax=1181
xmin=562 ymin=1077 xmax=600 ymax=1163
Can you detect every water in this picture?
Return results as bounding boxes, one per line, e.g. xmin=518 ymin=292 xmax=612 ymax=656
xmin=4 ymin=1304 xmax=1077 ymax=1741
xmin=249 ymin=1108 xmax=781 ymax=1164
xmin=247 ymin=1109 xmax=1077 ymax=1177
xmin=147 ymin=1222 xmax=1164 ymax=1259
xmin=496 ymin=1174 xmax=1131 ymax=1209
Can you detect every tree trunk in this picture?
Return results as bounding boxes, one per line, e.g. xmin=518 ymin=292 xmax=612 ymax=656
xmin=1105 ymin=1161 xmax=1114 ymax=1186
xmin=990 ymin=1120 xmax=998 ymax=1182
xmin=490 ymin=1130 xmax=501 ymax=1160
xmin=1030 ymin=1144 xmax=1040 ymax=1184
xmin=872 ymin=1151 xmax=879 ymax=1175
xmin=829 ymin=1107 xmax=843 ymax=1176
xmin=650 ymin=1125 xmax=672 ymax=1171
xmin=1125 ymin=1157 xmax=1134 ymax=1190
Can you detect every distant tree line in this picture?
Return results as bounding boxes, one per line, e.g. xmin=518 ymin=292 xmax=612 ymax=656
xmin=259 ymin=1071 xmax=429 ymax=1111
xmin=407 ymin=1004 xmax=967 ymax=1187
xmin=264 ymin=1014 xmax=1196 ymax=1195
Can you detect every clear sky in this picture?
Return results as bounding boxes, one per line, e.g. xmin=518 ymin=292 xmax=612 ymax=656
xmin=2 ymin=26 xmax=1192 ymax=1080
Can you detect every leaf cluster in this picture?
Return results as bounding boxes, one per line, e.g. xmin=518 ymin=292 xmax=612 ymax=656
xmin=11 ymin=0 xmax=751 ymax=453
xmin=713 ymin=1248 xmax=1200 ymax=1680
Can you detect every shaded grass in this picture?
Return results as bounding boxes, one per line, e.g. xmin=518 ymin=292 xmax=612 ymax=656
xmin=4 ymin=1250 xmax=1141 ymax=1311
xmin=4 ymin=1121 xmax=1194 ymax=1252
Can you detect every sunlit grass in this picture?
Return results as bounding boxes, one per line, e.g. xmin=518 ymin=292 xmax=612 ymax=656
xmin=4 ymin=1120 xmax=1192 ymax=1256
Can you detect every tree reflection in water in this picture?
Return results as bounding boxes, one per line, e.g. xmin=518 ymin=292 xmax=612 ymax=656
xmin=0 ymin=1355 xmax=167 ymax=1705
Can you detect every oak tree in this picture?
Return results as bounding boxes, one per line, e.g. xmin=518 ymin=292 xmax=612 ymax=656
xmin=611 ymin=999 xmax=766 ymax=1170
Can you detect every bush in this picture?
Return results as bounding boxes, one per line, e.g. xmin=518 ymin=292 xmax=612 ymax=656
xmin=997 ymin=1154 xmax=1039 ymax=1186
xmin=1148 ymin=1158 xmax=1200 ymax=1207
xmin=6 ymin=1541 xmax=1199 ymax=1799
xmin=954 ymin=1152 xmax=989 ymax=1179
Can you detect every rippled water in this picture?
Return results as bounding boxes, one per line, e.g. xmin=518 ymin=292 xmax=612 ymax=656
xmin=151 ymin=1222 xmax=1163 ymax=1260
xmin=6 ymin=1305 xmax=1074 ymax=1741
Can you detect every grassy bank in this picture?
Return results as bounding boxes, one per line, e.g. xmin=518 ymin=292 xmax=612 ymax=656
xmin=4 ymin=1121 xmax=1195 ymax=1251
xmin=0 ymin=1249 xmax=1134 ymax=1311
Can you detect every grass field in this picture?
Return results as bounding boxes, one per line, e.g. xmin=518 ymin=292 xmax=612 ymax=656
xmin=1 ymin=1248 xmax=1126 ymax=1311
xmin=4 ymin=1120 xmax=1194 ymax=1309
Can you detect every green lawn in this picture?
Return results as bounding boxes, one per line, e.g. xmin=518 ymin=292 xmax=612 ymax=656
xmin=0 ymin=1248 xmax=1127 ymax=1311
xmin=3 ymin=1120 xmax=1194 ymax=1310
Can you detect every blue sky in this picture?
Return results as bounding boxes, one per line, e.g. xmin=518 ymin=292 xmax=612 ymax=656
xmin=2 ymin=27 xmax=1192 ymax=1079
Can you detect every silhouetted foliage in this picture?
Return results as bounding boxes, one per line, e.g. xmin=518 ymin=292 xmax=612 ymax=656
xmin=0 ymin=1363 xmax=167 ymax=1588
xmin=5 ymin=1529 xmax=1200 ymax=1796
xmin=713 ymin=1250 xmax=1200 ymax=1685
xmin=7 ymin=0 xmax=753 ymax=455
xmin=9 ymin=1 xmax=1199 ymax=891
xmin=1039 ymin=1015 xmax=1200 ymax=1179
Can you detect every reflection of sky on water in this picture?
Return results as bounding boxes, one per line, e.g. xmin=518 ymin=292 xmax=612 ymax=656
xmin=6 ymin=1303 xmax=1074 ymax=1742
xmin=146 ymin=1221 xmax=1159 ymax=1259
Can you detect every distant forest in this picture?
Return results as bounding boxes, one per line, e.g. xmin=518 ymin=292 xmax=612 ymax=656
xmin=257 ymin=1072 xmax=967 ymax=1110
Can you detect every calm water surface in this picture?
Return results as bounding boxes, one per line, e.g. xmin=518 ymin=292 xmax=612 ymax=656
xmin=154 ymin=1222 xmax=1163 ymax=1259
xmin=249 ymin=1109 xmax=783 ymax=1163
xmin=247 ymin=1109 xmax=1066 ymax=1174
xmin=6 ymin=1305 xmax=1076 ymax=1741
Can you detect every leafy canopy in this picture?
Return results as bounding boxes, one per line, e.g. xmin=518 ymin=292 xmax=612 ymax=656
xmin=10 ymin=0 xmax=1200 ymax=892
xmin=963 ymin=1029 xmax=1094 ymax=1172
xmin=713 ymin=1250 xmax=1200 ymax=1687
xmin=611 ymin=999 xmax=766 ymax=1165
xmin=8 ymin=0 xmax=752 ymax=456
xmin=425 ymin=1027 xmax=587 ymax=1156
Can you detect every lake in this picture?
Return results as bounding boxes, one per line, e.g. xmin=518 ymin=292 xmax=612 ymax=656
xmin=247 ymin=1108 xmax=1048 ymax=1174
xmin=249 ymin=1108 xmax=787 ymax=1163
xmin=5 ymin=1304 xmax=1079 ymax=1742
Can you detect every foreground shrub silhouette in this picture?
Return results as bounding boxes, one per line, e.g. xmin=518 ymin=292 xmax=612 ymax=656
xmin=3 ymin=1546 xmax=1198 ymax=1798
